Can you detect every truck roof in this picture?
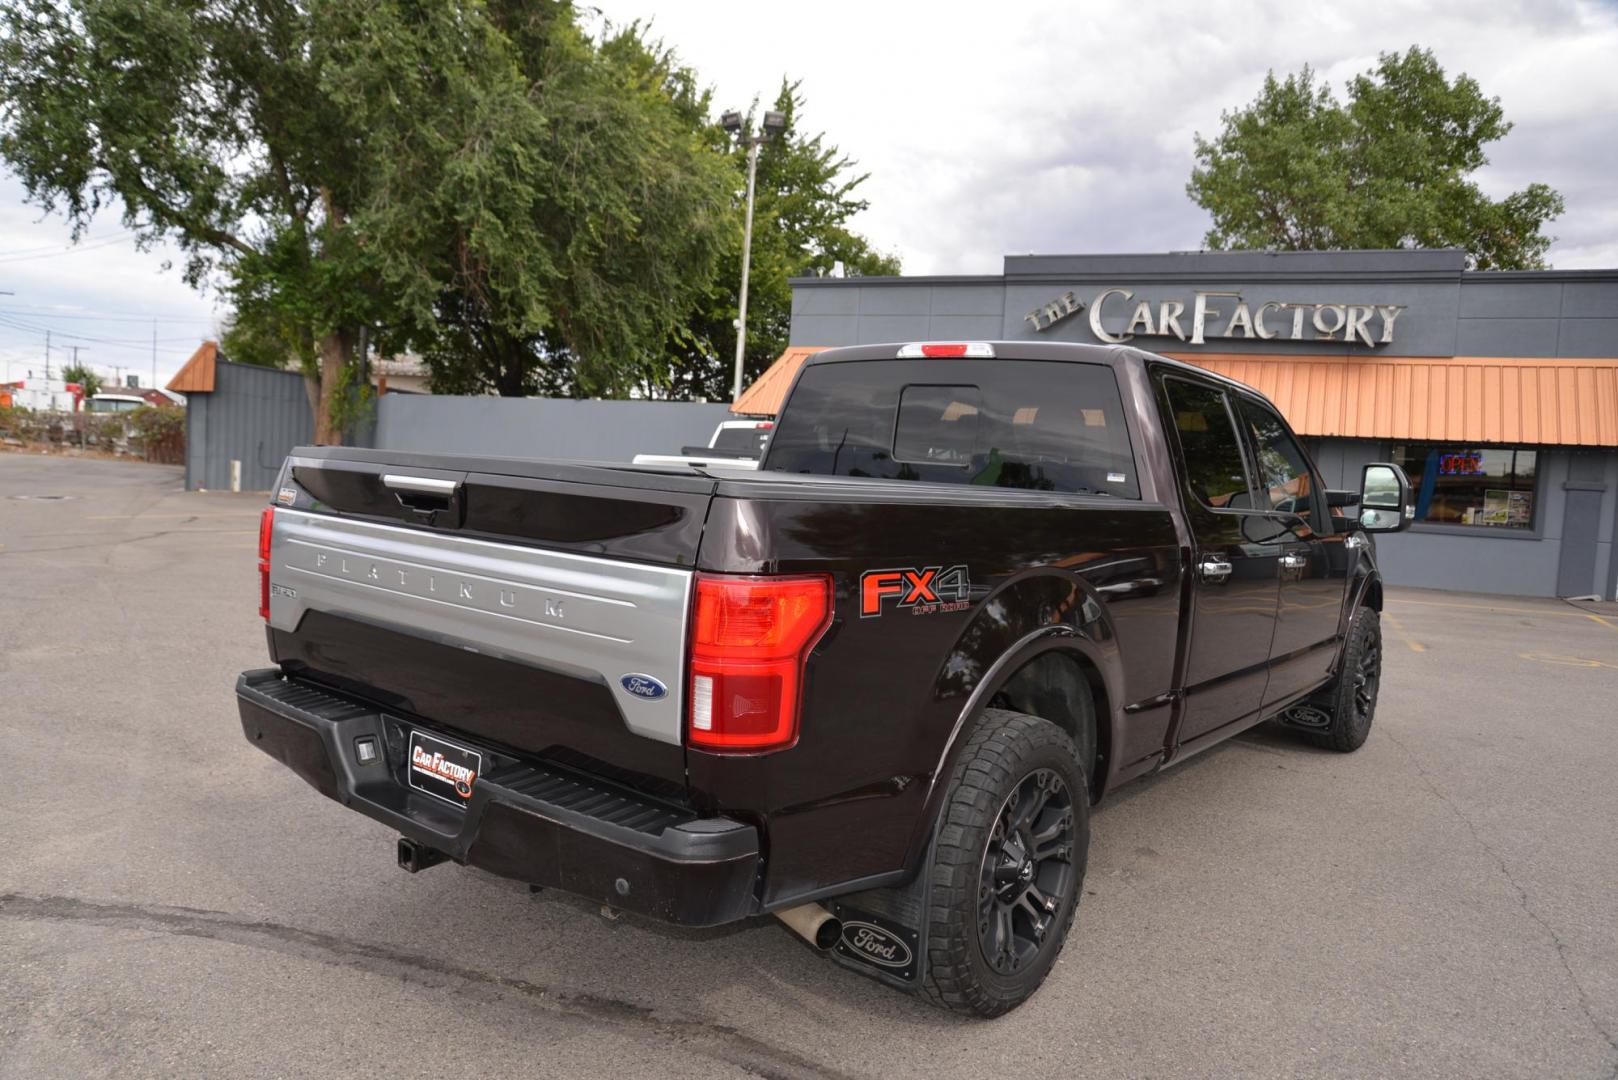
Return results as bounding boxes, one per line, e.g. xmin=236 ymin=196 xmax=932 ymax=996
xmin=799 ymin=340 xmax=1263 ymax=399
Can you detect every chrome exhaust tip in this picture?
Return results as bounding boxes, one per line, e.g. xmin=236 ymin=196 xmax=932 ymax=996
xmin=774 ymin=903 xmax=842 ymax=950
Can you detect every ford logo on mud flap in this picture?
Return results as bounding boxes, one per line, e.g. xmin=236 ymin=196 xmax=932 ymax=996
xmin=841 ymin=921 xmax=913 ymax=969
xmin=619 ymin=674 xmax=668 ymax=700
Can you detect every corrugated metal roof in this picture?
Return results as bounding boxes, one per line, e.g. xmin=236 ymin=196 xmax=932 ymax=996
xmin=733 ymin=344 xmax=1618 ymax=446
xmin=1169 ymin=353 xmax=1618 ymax=447
xmin=167 ymin=340 xmax=218 ymax=393
xmin=730 ymin=346 xmax=828 ymax=415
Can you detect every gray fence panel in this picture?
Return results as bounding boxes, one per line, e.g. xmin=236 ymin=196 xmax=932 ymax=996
xmin=187 ymin=361 xmax=314 ymax=491
xmin=373 ymin=396 xmax=736 ymax=462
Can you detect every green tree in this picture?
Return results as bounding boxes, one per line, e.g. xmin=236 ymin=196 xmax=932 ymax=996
xmin=400 ymin=15 xmax=732 ymax=398
xmin=0 ymin=0 xmax=382 ymax=442
xmin=60 ymin=362 xmax=102 ymax=399
xmin=0 ymin=1 xmax=735 ymax=434
xmin=661 ymin=81 xmax=899 ymax=403
xmin=1187 ymin=47 xmax=1564 ymax=270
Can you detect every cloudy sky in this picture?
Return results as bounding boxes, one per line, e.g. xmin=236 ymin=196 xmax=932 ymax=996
xmin=3 ymin=0 xmax=1615 ymax=388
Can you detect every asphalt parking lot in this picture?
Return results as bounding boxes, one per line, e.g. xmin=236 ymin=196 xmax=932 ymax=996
xmin=2 ymin=452 xmax=1616 ymax=1079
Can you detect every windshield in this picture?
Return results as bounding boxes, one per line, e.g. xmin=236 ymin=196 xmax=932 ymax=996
xmin=764 ymin=359 xmax=1139 ymax=497
xmin=710 ymin=425 xmax=768 ymax=455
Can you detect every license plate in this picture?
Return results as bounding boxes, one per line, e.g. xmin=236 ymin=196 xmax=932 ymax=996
xmin=406 ymin=730 xmax=482 ymax=807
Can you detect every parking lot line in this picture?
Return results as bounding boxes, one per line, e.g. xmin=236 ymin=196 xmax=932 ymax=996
xmin=1381 ymin=611 xmax=1425 ymax=652
xmin=1386 ymin=596 xmax=1606 ymax=621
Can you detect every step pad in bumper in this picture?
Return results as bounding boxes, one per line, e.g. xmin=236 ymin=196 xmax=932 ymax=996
xmin=236 ymin=667 xmax=760 ymax=926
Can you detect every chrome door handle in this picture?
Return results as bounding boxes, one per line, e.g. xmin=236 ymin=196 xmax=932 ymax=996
xmin=1198 ymin=558 xmax=1234 ymax=584
xmin=1279 ymin=552 xmax=1308 ymax=570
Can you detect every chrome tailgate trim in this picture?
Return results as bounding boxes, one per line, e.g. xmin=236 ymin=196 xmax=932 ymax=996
xmin=267 ymin=509 xmax=692 ymax=746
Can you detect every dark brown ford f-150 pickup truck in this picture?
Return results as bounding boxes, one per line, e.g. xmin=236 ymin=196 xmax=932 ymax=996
xmin=238 ymin=341 xmax=1414 ymax=1015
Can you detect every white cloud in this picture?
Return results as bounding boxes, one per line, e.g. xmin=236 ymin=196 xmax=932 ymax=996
xmin=2 ymin=0 xmax=1612 ymax=388
xmin=0 ymin=183 xmax=223 ymax=388
xmin=596 ymin=0 xmax=1618 ymax=273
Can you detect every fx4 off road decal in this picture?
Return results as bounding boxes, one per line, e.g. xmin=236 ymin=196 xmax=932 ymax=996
xmin=861 ymin=565 xmax=971 ymax=618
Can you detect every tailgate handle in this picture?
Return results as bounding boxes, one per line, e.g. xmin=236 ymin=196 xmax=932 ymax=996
xmin=382 ymin=474 xmax=461 ymax=517
xmin=383 ymin=474 xmax=460 ymax=496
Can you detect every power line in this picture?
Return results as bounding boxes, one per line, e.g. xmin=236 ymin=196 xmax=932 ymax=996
xmin=0 ymin=306 xmax=217 ymax=325
xmin=0 ymin=237 xmax=131 ymax=264
xmin=0 ymin=312 xmax=202 ymax=348
xmin=0 ymin=236 xmax=124 ymax=258
xmin=0 ymin=236 xmax=130 ymax=263
xmin=0 ymin=303 xmax=221 ymax=320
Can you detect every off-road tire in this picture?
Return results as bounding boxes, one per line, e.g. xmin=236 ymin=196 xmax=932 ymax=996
xmin=919 ymin=708 xmax=1090 ymax=1017
xmin=1313 ymin=606 xmax=1382 ymax=752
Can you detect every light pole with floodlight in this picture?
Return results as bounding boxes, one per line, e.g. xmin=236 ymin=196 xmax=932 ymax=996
xmin=720 ymin=107 xmax=786 ymax=402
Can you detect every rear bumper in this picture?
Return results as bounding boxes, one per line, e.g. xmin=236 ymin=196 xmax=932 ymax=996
xmin=236 ymin=668 xmax=761 ymax=927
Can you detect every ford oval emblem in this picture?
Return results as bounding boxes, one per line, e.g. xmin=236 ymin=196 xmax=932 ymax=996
xmin=619 ymin=673 xmax=668 ymax=700
xmin=840 ymin=921 xmax=914 ymax=969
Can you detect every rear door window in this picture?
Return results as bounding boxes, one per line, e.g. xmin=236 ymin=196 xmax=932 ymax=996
xmin=1162 ymin=378 xmax=1257 ymax=510
xmin=765 ymin=359 xmax=1139 ymax=497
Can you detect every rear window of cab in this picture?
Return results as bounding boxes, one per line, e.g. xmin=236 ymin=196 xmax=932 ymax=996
xmin=763 ymin=359 xmax=1140 ymax=498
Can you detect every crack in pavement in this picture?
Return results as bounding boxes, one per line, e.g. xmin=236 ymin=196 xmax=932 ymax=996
xmin=1383 ymin=729 xmax=1618 ymax=1079
xmin=1 ymin=527 xmax=254 ymax=555
xmin=0 ymin=893 xmax=861 ymax=1080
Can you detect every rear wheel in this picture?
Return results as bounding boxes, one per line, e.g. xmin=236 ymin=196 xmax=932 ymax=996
xmin=1312 ymin=606 xmax=1382 ymax=752
xmin=920 ymin=708 xmax=1090 ymax=1017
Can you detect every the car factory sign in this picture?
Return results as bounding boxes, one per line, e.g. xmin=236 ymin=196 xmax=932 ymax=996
xmin=1025 ymin=288 xmax=1406 ymax=348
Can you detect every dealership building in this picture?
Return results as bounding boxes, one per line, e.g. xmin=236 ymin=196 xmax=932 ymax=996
xmin=738 ymin=249 xmax=1618 ymax=600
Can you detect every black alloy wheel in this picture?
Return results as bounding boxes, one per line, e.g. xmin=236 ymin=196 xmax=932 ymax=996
xmin=1352 ymin=626 xmax=1381 ymax=727
xmin=919 ymin=707 xmax=1091 ymax=1016
xmin=979 ymin=768 xmax=1076 ymax=976
xmin=1313 ymin=606 xmax=1382 ymax=752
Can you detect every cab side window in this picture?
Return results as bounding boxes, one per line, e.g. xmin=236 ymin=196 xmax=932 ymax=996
xmin=1237 ymin=398 xmax=1323 ymax=531
xmin=1164 ymin=378 xmax=1254 ymax=510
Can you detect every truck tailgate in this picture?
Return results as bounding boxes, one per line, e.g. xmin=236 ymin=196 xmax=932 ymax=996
xmin=265 ymin=448 xmax=718 ymax=791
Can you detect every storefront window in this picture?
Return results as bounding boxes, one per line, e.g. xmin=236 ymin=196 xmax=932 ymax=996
xmin=1392 ymin=444 xmax=1538 ymax=529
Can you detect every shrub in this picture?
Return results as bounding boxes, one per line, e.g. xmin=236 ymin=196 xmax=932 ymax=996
xmin=128 ymin=405 xmax=186 ymax=464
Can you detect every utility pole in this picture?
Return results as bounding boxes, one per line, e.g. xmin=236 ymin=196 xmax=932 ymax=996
xmin=151 ymin=318 xmax=157 ymax=389
xmin=44 ymin=329 xmax=51 ymax=381
xmin=719 ymin=107 xmax=787 ymax=402
xmin=0 ymin=292 xmax=13 ymax=385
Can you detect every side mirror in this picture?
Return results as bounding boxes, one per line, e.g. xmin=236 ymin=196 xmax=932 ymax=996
xmin=1359 ymin=462 xmax=1413 ymax=533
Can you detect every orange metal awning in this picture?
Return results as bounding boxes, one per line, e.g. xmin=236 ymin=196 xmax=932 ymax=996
xmin=1168 ymin=353 xmax=1618 ymax=447
xmin=731 ymin=346 xmax=828 ymax=415
xmin=734 ymin=345 xmax=1618 ymax=446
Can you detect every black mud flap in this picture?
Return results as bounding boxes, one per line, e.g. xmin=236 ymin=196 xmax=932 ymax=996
xmin=823 ymin=834 xmax=938 ymax=992
xmin=828 ymin=900 xmax=922 ymax=986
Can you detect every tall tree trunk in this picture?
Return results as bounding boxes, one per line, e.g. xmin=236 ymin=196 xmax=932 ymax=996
xmin=313 ymin=329 xmax=353 ymax=444
xmin=495 ymin=333 xmax=525 ymax=397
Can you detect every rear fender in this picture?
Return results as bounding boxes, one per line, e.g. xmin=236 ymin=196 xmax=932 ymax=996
xmin=901 ymin=570 xmax=1124 ymax=874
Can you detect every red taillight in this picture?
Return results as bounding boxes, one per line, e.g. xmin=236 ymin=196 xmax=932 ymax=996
xmin=687 ymin=574 xmax=832 ymax=753
xmin=258 ymin=507 xmax=275 ymax=620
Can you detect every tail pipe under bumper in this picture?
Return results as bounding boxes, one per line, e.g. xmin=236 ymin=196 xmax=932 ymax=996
xmin=773 ymin=903 xmax=842 ymax=950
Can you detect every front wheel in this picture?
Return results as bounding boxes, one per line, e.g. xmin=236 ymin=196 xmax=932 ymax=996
xmin=1314 ymin=606 xmax=1382 ymax=752
xmin=919 ymin=708 xmax=1090 ymax=1017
